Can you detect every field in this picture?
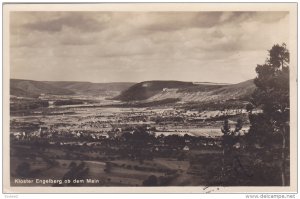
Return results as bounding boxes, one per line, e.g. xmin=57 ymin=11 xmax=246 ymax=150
xmin=10 ymin=143 xmax=224 ymax=186
xmin=10 ymin=94 xmax=256 ymax=187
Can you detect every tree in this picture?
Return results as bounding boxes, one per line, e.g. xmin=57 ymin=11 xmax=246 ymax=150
xmin=221 ymin=119 xmax=233 ymax=155
xmin=16 ymin=162 xmax=31 ymax=177
xmin=104 ymin=162 xmax=112 ymax=173
xmin=235 ymin=118 xmax=243 ymax=133
xmin=63 ymin=161 xmax=90 ymax=186
xmin=142 ymin=175 xmax=158 ymax=186
xmin=69 ymin=161 xmax=77 ymax=169
xmin=246 ymin=103 xmax=254 ymax=114
xmin=247 ymin=43 xmax=290 ymax=186
xmin=220 ymin=118 xmax=243 ymax=184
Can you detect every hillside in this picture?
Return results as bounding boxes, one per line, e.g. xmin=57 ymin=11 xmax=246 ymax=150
xmin=10 ymin=79 xmax=135 ymax=98
xmin=10 ymin=79 xmax=256 ymax=103
xmin=209 ymin=79 xmax=256 ymax=100
xmin=115 ymin=79 xmax=256 ymax=103
xmin=46 ymin=81 xmax=135 ymax=96
xmin=10 ymin=79 xmax=75 ymax=97
xmin=113 ymin=81 xmax=198 ymax=101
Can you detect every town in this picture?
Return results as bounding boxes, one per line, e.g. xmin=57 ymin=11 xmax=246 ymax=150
xmin=10 ymin=94 xmax=252 ymax=186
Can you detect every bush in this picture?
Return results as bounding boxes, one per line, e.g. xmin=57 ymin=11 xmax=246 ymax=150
xmin=142 ymin=175 xmax=158 ymax=186
xmin=16 ymin=162 xmax=31 ymax=177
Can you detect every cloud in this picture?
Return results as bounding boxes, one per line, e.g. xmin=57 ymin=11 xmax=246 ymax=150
xmin=125 ymin=12 xmax=288 ymax=33
xmin=21 ymin=12 xmax=110 ymax=33
xmin=10 ymin=11 xmax=290 ymax=83
xmin=138 ymin=12 xmax=223 ymax=32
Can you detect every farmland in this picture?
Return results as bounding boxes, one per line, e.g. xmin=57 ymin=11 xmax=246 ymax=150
xmin=9 ymin=92 xmax=255 ymax=187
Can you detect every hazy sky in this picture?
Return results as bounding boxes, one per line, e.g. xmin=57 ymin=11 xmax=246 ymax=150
xmin=10 ymin=11 xmax=289 ymax=83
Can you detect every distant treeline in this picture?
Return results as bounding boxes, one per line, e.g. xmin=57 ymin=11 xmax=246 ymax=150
xmin=180 ymin=100 xmax=247 ymax=111
xmin=10 ymin=98 xmax=97 ymax=112
xmin=128 ymin=98 xmax=180 ymax=107
xmin=10 ymin=99 xmax=49 ymax=111
xmin=53 ymin=100 xmax=84 ymax=106
xmin=103 ymin=98 xmax=181 ymax=108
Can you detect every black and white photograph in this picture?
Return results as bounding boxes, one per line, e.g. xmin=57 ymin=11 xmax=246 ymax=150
xmin=2 ymin=3 xmax=297 ymax=194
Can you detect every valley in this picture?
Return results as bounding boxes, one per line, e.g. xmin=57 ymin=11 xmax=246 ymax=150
xmin=10 ymin=79 xmax=259 ymax=187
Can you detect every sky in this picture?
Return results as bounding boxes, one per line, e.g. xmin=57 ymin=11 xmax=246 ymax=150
xmin=10 ymin=11 xmax=289 ymax=83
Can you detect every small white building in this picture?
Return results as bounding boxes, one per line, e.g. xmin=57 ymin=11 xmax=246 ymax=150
xmin=183 ymin=146 xmax=190 ymax=151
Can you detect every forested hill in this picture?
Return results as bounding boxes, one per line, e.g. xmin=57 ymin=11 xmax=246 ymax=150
xmin=114 ymin=79 xmax=256 ymax=103
xmin=10 ymin=79 xmax=135 ymax=97
xmin=10 ymin=78 xmax=255 ymax=103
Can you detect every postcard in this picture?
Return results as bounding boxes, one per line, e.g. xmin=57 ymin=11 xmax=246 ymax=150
xmin=2 ymin=3 xmax=297 ymax=193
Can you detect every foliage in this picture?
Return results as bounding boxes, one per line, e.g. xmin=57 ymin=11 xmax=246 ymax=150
xmin=53 ymin=100 xmax=84 ymax=106
xmin=62 ymin=162 xmax=89 ymax=186
xmin=10 ymin=99 xmax=49 ymax=111
xmin=246 ymin=43 xmax=290 ymax=186
xmin=16 ymin=162 xmax=31 ymax=177
xmin=221 ymin=118 xmax=243 ymax=149
xmin=142 ymin=175 xmax=158 ymax=186
xmin=220 ymin=118 xmax=244 ymax=185
xmin=104 ymin=162 xmax=112 ymax=173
